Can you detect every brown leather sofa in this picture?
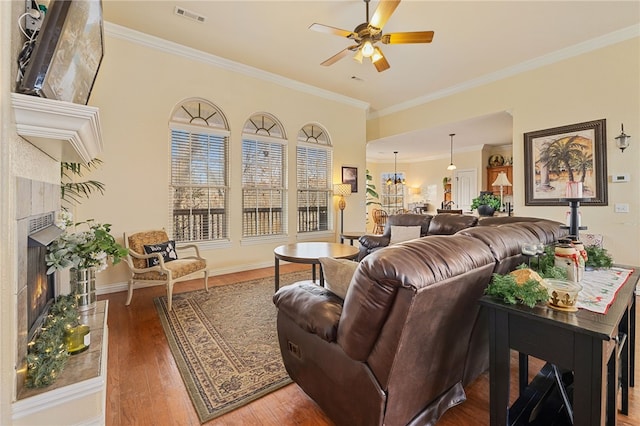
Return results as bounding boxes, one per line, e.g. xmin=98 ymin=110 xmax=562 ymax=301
xmin=357 ymin=213 xmax=479 ymax=261
xmin=273 ymin=217 xmax=565 ymax=426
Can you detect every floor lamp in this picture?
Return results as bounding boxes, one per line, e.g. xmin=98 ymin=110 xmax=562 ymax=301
xmin=491 ymin=171 xmax=512 ymax=212
xmin=334 ymin=183 xmax=352 ymax=243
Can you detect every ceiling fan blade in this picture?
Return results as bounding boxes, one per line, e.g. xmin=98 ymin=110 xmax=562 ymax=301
xmin=321 ymin=46 xmax=358 ymax=66
xmin=372 ymin=51 xmax=390 ymax=72
xmin=309 ymin=23 xmax=355 ymax=38
xmin=382 ymin=31 xmax=435 ymax=44
xmin=369 ymin=0 xmax=401 ymax=30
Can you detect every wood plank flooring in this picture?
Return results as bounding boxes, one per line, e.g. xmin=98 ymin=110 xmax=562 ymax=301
xmin=101 ymin=264 xmax=640 ymax=425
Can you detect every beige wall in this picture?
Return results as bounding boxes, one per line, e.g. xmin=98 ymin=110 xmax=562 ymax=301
xmin=368 ymin=37 xmax=640 ymax=266
xmin=74 ymin=33 xmax=367 ymax=290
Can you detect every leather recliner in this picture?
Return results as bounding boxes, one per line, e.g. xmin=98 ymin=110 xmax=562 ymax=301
xmin=273 ymin=218 xmax=566 ymax=426
xmin=357 ymin=213 xmax=478 ymax=261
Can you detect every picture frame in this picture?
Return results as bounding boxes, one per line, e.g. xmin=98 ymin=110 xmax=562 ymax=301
xmin=342 ymin=166 xmax=358 ymax=193
xmin=524 ymin=119 xmax=607 ymax=206
xmin=19 ymin=0 xmax=104 ymax=105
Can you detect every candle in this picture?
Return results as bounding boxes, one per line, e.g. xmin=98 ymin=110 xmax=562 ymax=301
xmin=565 ymin=181 xmax=583 ymax=198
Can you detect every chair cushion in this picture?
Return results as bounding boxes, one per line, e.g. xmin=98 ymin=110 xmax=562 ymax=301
xmin=319 ymin=257 xmax=358 ymax=299
xmin=128 ymin=230 xmax=170 ymax=269
xmin=143 ymin=240 xmax=178 ymax=267
xmin=389 ymin=225 xmax=421 ymax=245
xmin=133 ymin=258 xmax=207 ymax=280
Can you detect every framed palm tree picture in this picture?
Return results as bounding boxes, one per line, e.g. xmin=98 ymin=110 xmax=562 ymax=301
xmin=524 ymin=119 xmax=607 ymax=206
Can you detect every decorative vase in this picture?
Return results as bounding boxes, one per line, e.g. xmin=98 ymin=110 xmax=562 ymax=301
xmin=477 ymin=205 xmax=495 ymax=216
xmin=71 ymin=267 xmax=97 ymax=311
xmin=65 ymin=323 xmax=91 ymax=355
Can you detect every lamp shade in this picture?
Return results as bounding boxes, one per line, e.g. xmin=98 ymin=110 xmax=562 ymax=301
xmin=333 ymin=183 xmax=352 ymax=197
xmin=409 ymin=187 xmax=421 ymax=195
xmin=492 ymin=171 xmax=512 ymax=187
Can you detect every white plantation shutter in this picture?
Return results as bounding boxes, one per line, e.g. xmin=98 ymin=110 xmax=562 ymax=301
xmin=169 ymin=100 xmax=229 ymax=242
xmin=297 ymin=124 xmax=332 ymax=232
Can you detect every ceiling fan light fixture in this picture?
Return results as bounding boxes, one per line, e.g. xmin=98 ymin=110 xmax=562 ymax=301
xmin=361 ymin=40 xmax=374 ymax=57
xmin=353 ymin=48 xmax=364 ymax=63
xmin=371 ymin=47 xmax=383 ymax=63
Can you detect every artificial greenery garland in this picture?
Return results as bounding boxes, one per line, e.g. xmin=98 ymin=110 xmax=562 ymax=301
xmin=585 ymin=245 xmax=613 ymax=268
xmin=25 ymin=294 xmax=79 ymax=388
xmin=485 ymin=248 xmax=569 ymax=308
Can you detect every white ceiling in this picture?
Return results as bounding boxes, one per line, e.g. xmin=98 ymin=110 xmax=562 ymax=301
xmin=101 ymin=1 xmax=640 ymax=162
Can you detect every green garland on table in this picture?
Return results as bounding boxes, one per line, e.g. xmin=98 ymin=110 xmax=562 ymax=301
xmin=25 ymin=294 xmax=79 ymax=388
xmin=485 ymin=272 xmax=549 ymax=308
xmin=585 ymin=245 xmax=613 ymax=268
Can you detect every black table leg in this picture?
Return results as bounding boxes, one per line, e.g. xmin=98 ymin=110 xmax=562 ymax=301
xmin=274 ymin=257 xmax=280 ymax=292
xmin=489 ymin=309 xmax=510 ymax=426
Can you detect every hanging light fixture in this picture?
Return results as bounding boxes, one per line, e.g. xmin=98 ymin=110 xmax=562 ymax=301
xmin=447 ymin=133 xmax=457 ymax=170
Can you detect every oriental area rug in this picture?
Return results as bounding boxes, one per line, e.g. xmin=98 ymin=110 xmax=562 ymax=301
xmin=154 ymin=270 xmax=309 ymax=423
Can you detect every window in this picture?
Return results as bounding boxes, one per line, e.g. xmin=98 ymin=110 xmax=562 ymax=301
xmin=169 ymin=99 xmax=229 ymax=242
xmin=242 ymin=113 xmax=287 ymax=237
xmin=296 ymin=124 xmax=332 ymax=232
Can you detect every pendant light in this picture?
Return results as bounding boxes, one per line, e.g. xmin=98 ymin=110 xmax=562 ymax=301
xmin=447 ymin=133 xmax=457 ymax=171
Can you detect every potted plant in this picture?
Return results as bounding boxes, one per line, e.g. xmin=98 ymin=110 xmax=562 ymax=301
xmin=46 ymin=212 xmax=129 ymax=310
xmin=470 ymin=193 xmax=502 ymax=216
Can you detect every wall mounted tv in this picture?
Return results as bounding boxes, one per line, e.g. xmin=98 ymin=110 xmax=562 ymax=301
xmin=18 ymin=0 xmax=104 ymax=105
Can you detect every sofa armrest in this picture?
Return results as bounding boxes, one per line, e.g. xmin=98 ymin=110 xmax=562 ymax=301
xmin=359 ymin=234 xmax=390 ymax=249
xmin=273 ymin=282 xmax=343 ymax=342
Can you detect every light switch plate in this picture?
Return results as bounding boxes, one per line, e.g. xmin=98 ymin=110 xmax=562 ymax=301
xmin=615 ymin=203 xmax=630 ymax=213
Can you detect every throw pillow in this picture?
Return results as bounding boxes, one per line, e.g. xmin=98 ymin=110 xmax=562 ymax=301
xmin=143 ymin=240 xmax=178 ymax=267
xmin=389 ymin=225 xmax=421 ymax=245
xmin=318 ymin=257 xmax=358 ymax=299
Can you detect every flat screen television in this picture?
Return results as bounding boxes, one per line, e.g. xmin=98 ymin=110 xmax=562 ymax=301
xmin=18 ymin=0 xmax=104 ymax=105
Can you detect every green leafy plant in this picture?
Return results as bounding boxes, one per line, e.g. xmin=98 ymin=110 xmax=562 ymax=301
xmin=60 ymin=159 xmax=105 ymax=207
xmin=366 ymin=169 xmax=381 ymax=207
xmin=585 ymin=245 xmax=613 ymax=268
xmin=470 ymin=193 xmax=501 ymax=210
xmin=45 ymin=213 xmax=128 ymax=274
xmin=485 ymin=272 xmax=549 ymax=308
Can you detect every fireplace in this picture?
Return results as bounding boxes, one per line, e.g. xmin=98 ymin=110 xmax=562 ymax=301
xmin=26 ymin=212 xmax=62 ymax=341
xmin=15 ymin=177 xmax=61 ymax=392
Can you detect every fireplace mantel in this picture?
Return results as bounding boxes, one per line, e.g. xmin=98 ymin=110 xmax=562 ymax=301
xmin=10 ymin=93 xmax=103 ymax=164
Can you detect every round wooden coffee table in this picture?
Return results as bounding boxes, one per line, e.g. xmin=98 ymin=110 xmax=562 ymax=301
xmin=273 ymin=242 xmax=359 ymax=291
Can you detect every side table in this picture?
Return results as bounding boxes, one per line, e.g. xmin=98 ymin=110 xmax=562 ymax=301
xmin=341 ymin=231 xmax=363 ymax=246
xmin=480 ymin=266 xmax=638 ymax=425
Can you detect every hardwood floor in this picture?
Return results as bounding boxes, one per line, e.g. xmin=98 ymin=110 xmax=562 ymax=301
xmin=102 ymin=265 xmax=640 ymax=425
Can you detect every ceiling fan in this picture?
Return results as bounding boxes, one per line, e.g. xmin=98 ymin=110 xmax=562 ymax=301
xmin=309 ymin=0 xmax=434 ymax=72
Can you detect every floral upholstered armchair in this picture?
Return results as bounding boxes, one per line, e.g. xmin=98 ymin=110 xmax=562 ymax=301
xmin=123 ymin=230 xmax=209 ymax=311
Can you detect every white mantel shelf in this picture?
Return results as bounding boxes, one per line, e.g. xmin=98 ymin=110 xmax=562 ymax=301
xmin=11 ymin=92 xmax=103 ymax=164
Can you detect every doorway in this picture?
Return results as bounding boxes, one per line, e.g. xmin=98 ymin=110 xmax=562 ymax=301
xmin=453 ymin=169 xmax=477 ymax=212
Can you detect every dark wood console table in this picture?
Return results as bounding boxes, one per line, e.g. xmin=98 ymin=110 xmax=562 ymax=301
xmin=480 ymin=267 xmax=638 ymax=425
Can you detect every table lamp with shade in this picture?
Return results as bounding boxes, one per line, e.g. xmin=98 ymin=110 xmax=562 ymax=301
xmin=334 ymin=183 xmax=352 ymax=242
xmin=492 ymin=171 xmax=512 ymax=212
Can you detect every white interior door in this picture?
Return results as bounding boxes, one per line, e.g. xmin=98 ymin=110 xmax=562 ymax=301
xmin=453 ymin=169 xmax=477 ymax=212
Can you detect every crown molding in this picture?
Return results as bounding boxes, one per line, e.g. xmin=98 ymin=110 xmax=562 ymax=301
xmin=370 ymin=24 xmax=640 ymax=120
xmin=104 ymin=22 xmax=370 ymax=111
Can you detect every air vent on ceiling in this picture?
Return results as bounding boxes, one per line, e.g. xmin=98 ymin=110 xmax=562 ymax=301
xmin=174 ymin=6 xmax=206 ymax=23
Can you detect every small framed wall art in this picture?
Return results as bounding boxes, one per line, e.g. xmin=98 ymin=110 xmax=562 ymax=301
xmin=342 ymin=166 xmax=358 ymax=193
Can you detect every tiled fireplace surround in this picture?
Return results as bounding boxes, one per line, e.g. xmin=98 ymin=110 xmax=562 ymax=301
xmin=14 ymin=177 xmax=60 ymax=390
